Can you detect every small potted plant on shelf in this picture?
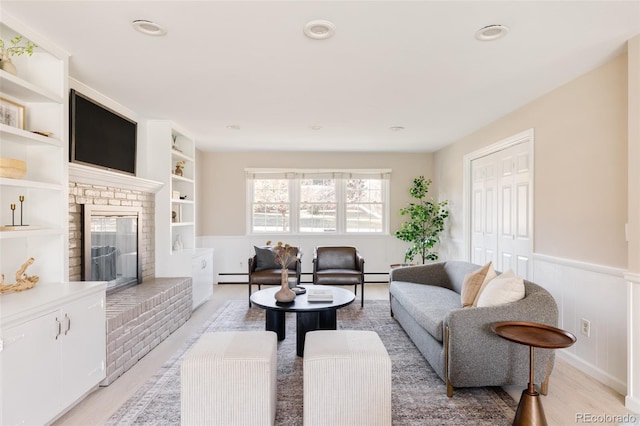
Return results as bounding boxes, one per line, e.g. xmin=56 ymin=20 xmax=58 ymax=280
xmin=0 ymin=36 xmax=37 ymax=75
xmin=394 ymin=176 xmax=449 ymax=265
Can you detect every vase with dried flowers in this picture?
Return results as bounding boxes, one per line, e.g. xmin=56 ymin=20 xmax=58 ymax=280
xmin=268 ymin=240 xmax=297 ymax=303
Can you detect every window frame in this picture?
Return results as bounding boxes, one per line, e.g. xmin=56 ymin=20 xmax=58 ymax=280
xmin=246 ymin=169 xmax=391 ymax=235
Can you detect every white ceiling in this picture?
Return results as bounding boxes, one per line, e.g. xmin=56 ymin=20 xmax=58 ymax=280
xmin=2 ymin=1 xmax=640 ymax=153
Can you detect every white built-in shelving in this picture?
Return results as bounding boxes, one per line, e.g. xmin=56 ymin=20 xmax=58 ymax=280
xmin=144 ymin=120 xmax=213 ymax=308
xmin=146 ymin=120 xmax=196 ymax=262
xmin=0 ymin=16 xmax=68 ymax=282
xmin=0 ymin=14 xmax=107 ymax=426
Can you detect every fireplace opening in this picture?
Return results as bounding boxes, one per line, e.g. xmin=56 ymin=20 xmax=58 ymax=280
xmin=82 ymin=205 xmax=142 ymax=293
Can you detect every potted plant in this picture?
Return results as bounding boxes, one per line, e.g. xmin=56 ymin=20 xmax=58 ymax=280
xmin=394 ymin=176 xmax=449 ymax=264
xmin=0 ymin=36 xmax=37 ymax=75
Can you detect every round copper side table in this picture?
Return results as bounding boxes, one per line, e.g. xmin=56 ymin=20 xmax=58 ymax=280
xmin=491 ymin=321 xmax=576 ymax=426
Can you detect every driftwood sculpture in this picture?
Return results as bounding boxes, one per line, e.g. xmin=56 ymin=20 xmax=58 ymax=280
xmin=0 ymin=257 xmax=39 ymax=294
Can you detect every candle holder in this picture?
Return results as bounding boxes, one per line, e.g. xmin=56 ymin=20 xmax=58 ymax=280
xmin=10 ymin=203 xmax=16 ymax=226
xmin=19 ymin=195 xmax=28 ymax=226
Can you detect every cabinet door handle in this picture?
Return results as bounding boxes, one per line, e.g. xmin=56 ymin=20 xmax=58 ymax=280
xmin=55 ymin=317 xmax=62 ymax=340
xmin=64 ymin=313 xmax=71 ymax=335
xmin=202 ymin=259 xmax=206 ymax=269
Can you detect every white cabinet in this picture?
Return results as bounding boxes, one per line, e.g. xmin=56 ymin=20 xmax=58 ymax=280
xmin=1 ymin=310 xmax=61 ymax=426
xmin=192 ymin=249 xmax=214 ymax=309
xmin=60 ymin=291 xmax=107 ymax=404
xmin=0 ymin=282 xmax=106 ymax=425
xmin=0 ymin=15 xmax=69 ymax=282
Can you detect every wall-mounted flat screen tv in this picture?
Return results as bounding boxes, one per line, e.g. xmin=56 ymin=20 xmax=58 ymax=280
xmin=69 ymin=89 xmax=137 ymax=175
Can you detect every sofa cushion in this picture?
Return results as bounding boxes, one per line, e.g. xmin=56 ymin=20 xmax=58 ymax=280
xmin=390 ymin=281 xmax=461 ymax=342
xmin=476 ymin=270 xmax=525 ymax=307
xmin=460 ymin=262 xmax=492 ymax=307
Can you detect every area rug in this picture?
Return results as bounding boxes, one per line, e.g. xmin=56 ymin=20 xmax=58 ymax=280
xmin=106 ymin=299 xmax=516 ymax=425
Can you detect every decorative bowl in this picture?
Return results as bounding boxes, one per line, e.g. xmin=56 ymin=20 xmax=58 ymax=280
xmin=0 ymin=158 xmax=27 ymax=179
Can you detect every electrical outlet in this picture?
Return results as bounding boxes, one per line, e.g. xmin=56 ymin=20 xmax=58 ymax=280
xmin=580 ymin=318 xmax=591 ymax=337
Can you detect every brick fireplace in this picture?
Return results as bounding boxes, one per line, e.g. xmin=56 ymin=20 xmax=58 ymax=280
xmin=68 ymin=181 xmax=155 ymax=281
xmin=67 ymin=177 xmax=192 ymax=385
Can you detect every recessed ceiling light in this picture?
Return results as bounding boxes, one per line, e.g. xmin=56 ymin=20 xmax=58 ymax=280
xmin=309 ymin=125 xmax=323 ymax=130
xmin=475 ymin=24 xmax=509 ymax=41
xmin=389 ymin=126 xmax=405 ymax=132
xmin=304 ymin=20 xmax=336 ymax=40
xmin=226 ymin=125 xmax=240 ymax=130
xmin=132 ymin=20 xmax=167 ymax=36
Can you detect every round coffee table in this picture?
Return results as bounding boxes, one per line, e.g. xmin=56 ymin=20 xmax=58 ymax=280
xmin=492 ymin=321 xmax=576 ymax=426
xmin=250 ymin=285 xmax=355 ymax=356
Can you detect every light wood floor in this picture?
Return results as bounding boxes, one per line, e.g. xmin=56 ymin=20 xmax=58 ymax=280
xmin=55 ymin=284 xmax=636 ymax=425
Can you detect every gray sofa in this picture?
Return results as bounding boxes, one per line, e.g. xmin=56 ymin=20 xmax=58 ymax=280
xmin=389 ymin=260 xmax=558 ymax=397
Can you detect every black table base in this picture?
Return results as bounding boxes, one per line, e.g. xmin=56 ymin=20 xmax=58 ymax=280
xmin=265 ymin=309 xmax=337 ymax=356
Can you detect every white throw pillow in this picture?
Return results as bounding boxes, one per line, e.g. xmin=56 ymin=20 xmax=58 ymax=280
xmin=476 ymin=270 xmax=525 ymax=307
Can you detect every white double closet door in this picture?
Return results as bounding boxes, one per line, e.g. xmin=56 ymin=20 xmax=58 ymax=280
xmin=470 ymin=140 xmax=533 ymax=279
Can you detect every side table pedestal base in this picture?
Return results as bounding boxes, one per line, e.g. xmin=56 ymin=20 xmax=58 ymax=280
xmin=513 ymin=388 xmax=547 ymax=426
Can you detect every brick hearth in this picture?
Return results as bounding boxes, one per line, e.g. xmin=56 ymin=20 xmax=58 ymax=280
xmin=102 ymin=277 xmax=192 ymax=385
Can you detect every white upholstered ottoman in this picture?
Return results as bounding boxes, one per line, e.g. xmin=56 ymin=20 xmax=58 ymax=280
xmin=303 ymin=330 xmax=392 ymax=426
xmin=181 ymin=331 xmax=277 ymax=426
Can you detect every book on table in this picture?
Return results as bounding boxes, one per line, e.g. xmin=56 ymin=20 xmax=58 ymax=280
xmin=307 ymin=287 xmax=333 ymax=302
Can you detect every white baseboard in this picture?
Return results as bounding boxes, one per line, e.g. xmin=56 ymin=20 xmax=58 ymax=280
xmin=625 ymin=395 xmax=640 ymax=413
xmin=557 ymin=350 xmax=627 ymax=395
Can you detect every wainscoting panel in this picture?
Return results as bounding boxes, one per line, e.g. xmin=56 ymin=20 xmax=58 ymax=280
xmin=533 ymin=254 xmax=627 ymax=394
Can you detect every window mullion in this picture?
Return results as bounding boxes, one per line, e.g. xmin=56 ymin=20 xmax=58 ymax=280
xmin=383 ymin=178 xmax=390 ymax=233
xmin=336 ymin=177 xmax=345 ymax=233
xmin=290 ymin=177 xmax=300 ymax=233
xmin=247 ymin=178 xmax=254 ymax=233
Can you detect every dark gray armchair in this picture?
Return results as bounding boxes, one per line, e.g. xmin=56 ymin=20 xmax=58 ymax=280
xmin=248 ymin=246 xmax=302 ymax=306
xmin=312 ymin=246 xmax=365 ymax=307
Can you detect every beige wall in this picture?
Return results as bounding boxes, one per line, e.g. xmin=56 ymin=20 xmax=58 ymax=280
xmin=434 ymin=53 xmax=628 ymax=268
xmin=197 ymin=151 xmax=433 ymax=236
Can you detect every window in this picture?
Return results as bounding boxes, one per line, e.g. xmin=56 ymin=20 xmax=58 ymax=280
xmin=345 ymin=178 xmax=384 ymax=233
xmin=300 ymin=178 xmax=336 ymax=232
xmin=247 ymin=169 xmax=390 ymax=234
xmin=251 ymin=178 xmax=290 ymax=232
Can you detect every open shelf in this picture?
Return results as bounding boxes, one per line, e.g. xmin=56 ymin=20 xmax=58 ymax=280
xmin=0 ymin=124 xmax=62 ymax=147
xmin=0 ymin=69 xmax=63 ymax=103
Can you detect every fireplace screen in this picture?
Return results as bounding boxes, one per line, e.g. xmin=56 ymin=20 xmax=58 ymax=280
xmin=82 ymin=205 xmax=141 ymax=293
